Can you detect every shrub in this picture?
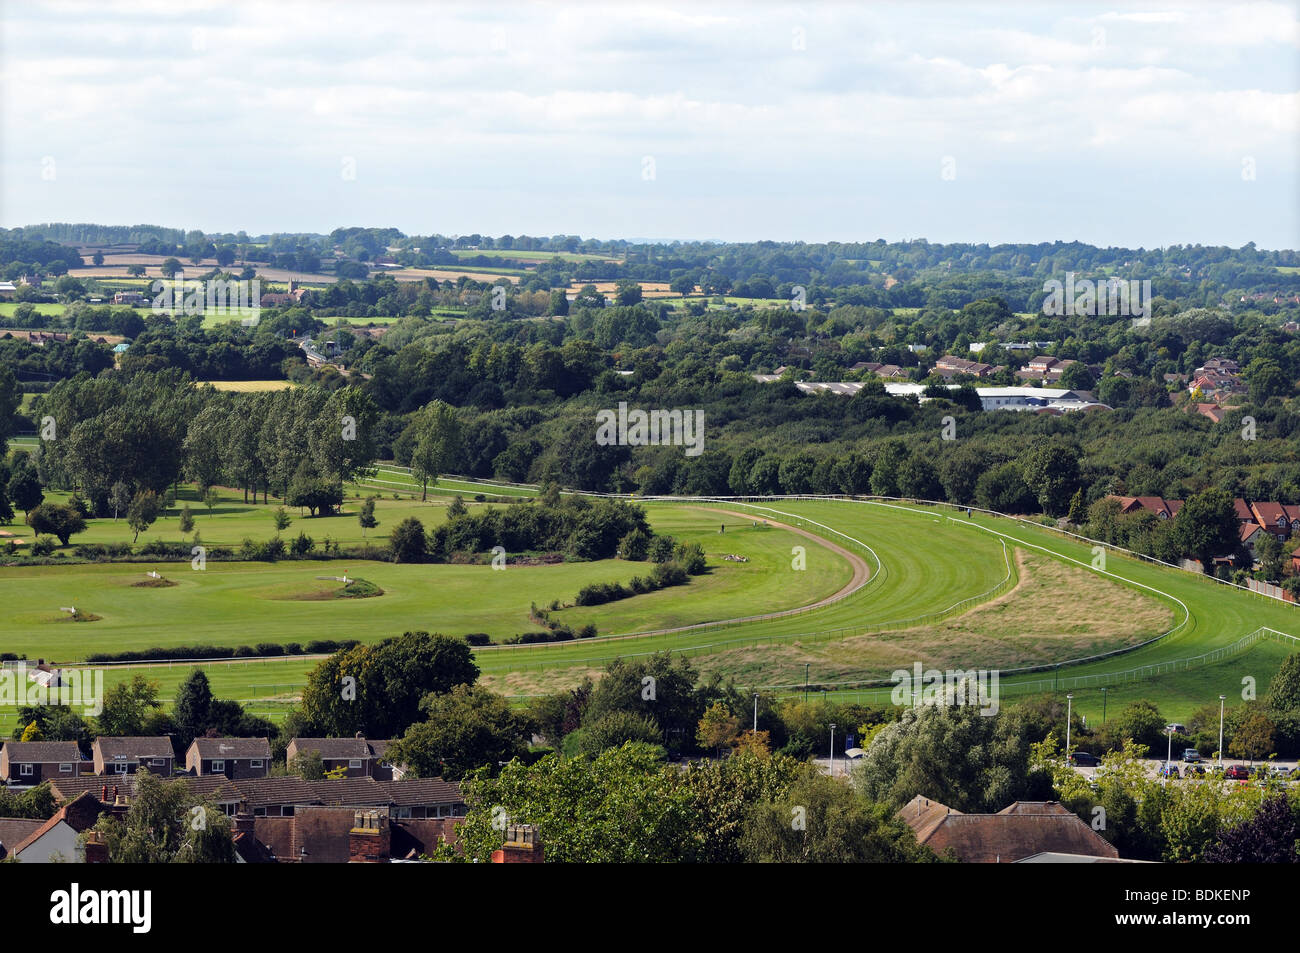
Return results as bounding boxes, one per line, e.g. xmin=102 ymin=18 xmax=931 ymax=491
xmin=463 ymin=633 xmax=493 ymax=646
xmin=31 ymin=535 xmax=58 ymax=557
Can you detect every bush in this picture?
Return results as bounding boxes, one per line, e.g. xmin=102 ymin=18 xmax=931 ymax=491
xmin=618 ymin=528 xmax=651 ymax=560
xmin=463 ymin=633 xmax=493 ymax=646
xmin=390 ymin=517 xmax=428 ymax=563
xmin=31 ymin=535 xmax=58 ymax=557
xmin=290 ymin=532 xmax=315 ymax=556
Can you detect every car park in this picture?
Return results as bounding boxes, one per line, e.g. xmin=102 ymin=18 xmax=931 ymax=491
xmin=1224 ymin=764 xmax=1251 ymax=781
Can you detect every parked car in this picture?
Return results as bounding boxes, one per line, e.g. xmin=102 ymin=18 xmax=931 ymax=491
xmin=1165 ymin=723 xmax=1187 ymax=735
xmin=1182 ymin=749 xmax=1201 ymax=763
xmin=1159 ymin=763 xmax=1181 ymax=779
xmin=1068 ymin=752 xmax=1101 ymax=767
xmin=1184 ymin=764 xmax=1207 ymax=777
xmin=1224 ymin=764 xmax=1251 ymax=781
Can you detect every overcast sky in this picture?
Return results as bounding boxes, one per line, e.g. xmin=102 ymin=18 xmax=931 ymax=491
xmin=3 ymin=1 xmax=1297 ymax=248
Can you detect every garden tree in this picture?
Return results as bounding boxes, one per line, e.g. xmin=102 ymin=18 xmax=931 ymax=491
xmin=0 ymin=782 xmax=56 ymax=821
xmin=1172 ymin=488 xmax=1239 ymax=572
xmin=453 ymin=743 xmax=699 ymax=863
xmin=1058 ymin=361 xmax=1096 ymax=390
xmin=296 ymin=631 xmax=479 ymax=739
xmin=1204 ymin=796 xmax=1300 ymax=863
xmin=173 ymin=669 xmax=215 ymax=750
xmin=580 ymin=653 xmax=707 ymax=757
xmin=358 ymin=495 xmax=379 ymax=537
xmin=855 ymin=703 xmax=1053 ymax=813
xmin=1255 ymin=532 xmax=1285 ymax=581
xmin=410 ymin=400 xmax=462 ymax=500
xmin=109 ymin=480 xmax=132 ymax=520
xmin=273 ymin=507 xmax=291 ymax=530
xmin=6 ymin=464 xmax=43 ymax=514
xmin=12 ymin=705 xmax=91 ymax=748
xmin=20 ymin=720 xmax=43 ymax=742
xmin=25 ymin=502 xmax=86 ymax=546
xmin=524 ymin=680 xmax=592 ymax=751
xmin=90 ymin=768 xmax=236 ymax=863
xmin=741 ymin=773 xmax=940 ymax=863
xmin=384 ymin=685 xmax=530 ymax=781
xmin=576 ymin=710 xmax=664 ymax=758
xmin=697 ymin=701 xmax=741 ymax=756
xmin=1266 ymin=653 xmax=1300 ymax=713
xmin=390 ymin=516 xmax=428 ymax=562
xmin=287 ymin=750 xmax=327 ymax=779
xmin=126 ymin=489 xmax=161 ymax=542
xmin=1017 ymin=439 xmax=1081 ymax=516
xmin=96 ymin=675 xmax=163 ymax=737
xmin=1228 ymin=706 xmax=1277 ymax=762
xmin=676 ymin=751 xmax=808 ymax=862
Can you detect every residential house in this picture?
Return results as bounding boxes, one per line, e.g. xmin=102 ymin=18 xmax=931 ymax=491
xmin=185 ymin=737 xmax=272 ymax=779
xmin=1016 ymin=356 xmax=1077 ymax=383
xmin=229 ymin=776 xmax=462 ymax=820
xmin=0 ymin=741 xmax=86 ymax=783
xmin=1248 ymin=503 xmax=1300 ymax=544
xmin=91 ymin=736 xmax=176 ymax=776
xmin=285 ymin=737 xmax=393 ymax=779
xmin=48 ymin=774 xmax=242 ymax=815
xmin=0 ymin=792 xmax=106 ymax=863
xmin=1239 ymin=523 xmax=1265 ymax=566
xmin=113 ymin=290 xmax=145 ymax=305
xmin=899 ymin=795 xmax=1119 ymax=863
xmin=932 ymin=355 xmax=995 ymax=379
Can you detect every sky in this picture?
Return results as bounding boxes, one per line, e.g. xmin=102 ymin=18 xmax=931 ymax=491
xmin=2 ymin=0 xmax=1298 ymax=248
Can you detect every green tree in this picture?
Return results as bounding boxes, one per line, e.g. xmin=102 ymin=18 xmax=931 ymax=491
xmin=696 ymin=701 xmax=741 ymax=756
xmin=126 ymin=489 xmax=161 ymax=543
xmin=1017 ymin=440 xmax=1081 ymax=516
xmin=1266 ymin=653 xmax=1300 ymax=713
xmin=173 ymin=669 xmax=215 ymax=750
xmin=273 ymin=506 xmax=291 ymax=531
xmin=741 ymin=773 xmax=939 ymax=863
xmin=384 ymin=685 xmax=530 ymax=781
xmin=1172 ymin=488 xmax=1239 ymax=573
xmin=97 ymin=674 xmax=164 ymax=737
xmin=178 ymin=504 xmax=194 ymax=535
xmin=410 ymin=400 xmax=462 ymax=500
xmin=7 ymin=465 xmax=43 ymax=515
xmin=90 ymin=769 xmax=235 ymax=863
xmin=358 ymin=495 xmax=379 ymax=537
xmin=25 ymin=502 xmax=86 ymax=546
xmin=109 ymin=480 xmax=132 ymax=520
xmin=389 ymin=516 xmax=427 ymax=562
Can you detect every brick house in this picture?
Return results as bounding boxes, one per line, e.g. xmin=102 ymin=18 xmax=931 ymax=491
xmin=285 ymin=736 xmax=393 ymax=779
xmin=899 ymin=796 xmax=1119 ymax=863
xmin=0 ymin=741 xmax=86 ymax=783
xmin=230 ymin=776 xmax=463 ymax=820
xmin=1 ymin=791 xmax=107 ymax=863
xmin=92 ymin=736 xmax=176 ymax=776
xmin=186 ymin=737 xmax=272 ymax=779
xmin=1247 ymin=502 xmax=1300 ymax=543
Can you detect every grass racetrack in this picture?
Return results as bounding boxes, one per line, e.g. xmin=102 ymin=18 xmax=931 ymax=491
xmin=3 ymin=492 xmax=1298 ymax=733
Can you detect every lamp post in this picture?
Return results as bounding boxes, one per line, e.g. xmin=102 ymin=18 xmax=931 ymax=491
xmin=830 ymin=723 xmax=837 ymax=778
xmin=1065 ymin=693 xmax=1073 ymax=761
xmin=753 ymin=692 xmax=759 ymax=733
xmin=1165 ymin=726 xmax=1173 ymax=773
xmin=1218 ymin=695 xmax=1226 ymax=767
xmin=804 ymin=663 xmax=810 ymax=703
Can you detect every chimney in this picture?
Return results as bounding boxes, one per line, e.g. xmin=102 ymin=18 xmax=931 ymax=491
xmin=492 ymin=823 xmax=544 ymax=864
xmin=83 ymin=830 xmax=109 ymax=864
xmin=348 ymin=809 xmax=390 ymax=863
xmin=233 ymin=798 xmax=255 ymax=836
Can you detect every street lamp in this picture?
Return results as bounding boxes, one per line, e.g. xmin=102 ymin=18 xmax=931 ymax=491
xmin=1165 ymin=725 xmax=1174 ymax=773
xmin=1065 ymin=694 xmax=1073 ymax=760
xmin=804 ymin=663 xmax=810 ymax=703
xmin=1218 ymin=695 xmax=1226 ymax=766
xmin=830 ymin=723 xmax=837 ymax=778
xmin=753 ymin=692 xmax=759 ymax=733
